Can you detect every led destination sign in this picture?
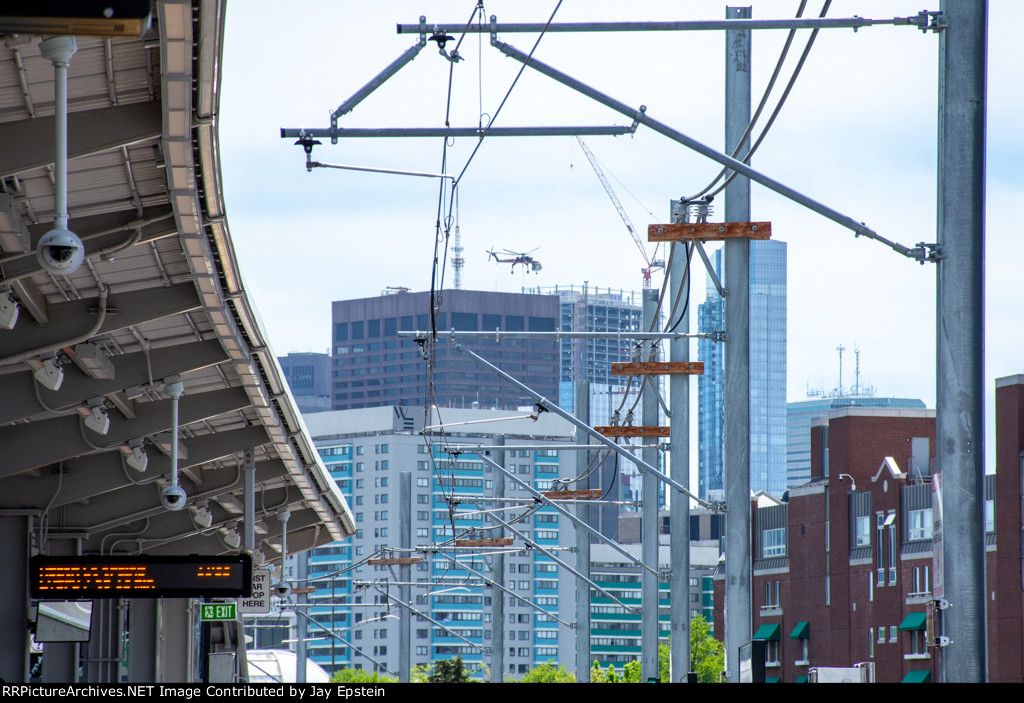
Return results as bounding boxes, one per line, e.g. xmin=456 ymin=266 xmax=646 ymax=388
xmin=30 ymin=555 xmax=252 ymax=599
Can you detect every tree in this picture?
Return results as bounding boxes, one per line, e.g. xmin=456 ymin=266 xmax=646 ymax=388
xmin=621 ymin=660 xmax=642 ymax=683
xmin=514 ymin=661 xmax=576 ymax=683
xmin=689 ymin=615 xmax=725 ymax=683
xmin=659 ymin=642 xmax=670 ymax=683
xmin=410 ymin=663 xmax=431 ymax=683
xmin=590 ymin=661 xmax=620 ymax=683
xmin=329 ymin=668 xmax=396 ymax=684
xmin=427 ymin=656 xmax=471 ymax=683
xmin=589 ymin=616 xmax=723 ymax=684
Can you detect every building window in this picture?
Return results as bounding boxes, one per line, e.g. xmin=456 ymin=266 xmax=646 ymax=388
xmin=762 ymin=527 xmax=786 ymax=557
xmin=907 ymin=508 xmax=933 ymax=541
xmin=907 ymin=630 xmax=928 ymax=658
xmin=765 ymin=640 xmax=780 ymax=667
xmin=855 ymin=515 xmax=871 ymax=547
xmin=911 ymin=565 xmax=930 ymax=596
xmin=763 ymin=580 xmax=780 ymax=609
xmin=876 ymin=513 xmax=886 ymax=586
xmin=887 ymin=515 xmax=897 ymax=584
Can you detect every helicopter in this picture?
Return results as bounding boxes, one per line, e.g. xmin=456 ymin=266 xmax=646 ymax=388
xmin=487 ymin=248 xmax=542 ymax=274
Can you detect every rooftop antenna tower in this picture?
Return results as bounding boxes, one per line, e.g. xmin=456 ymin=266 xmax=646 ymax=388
xmin=452 ymin=225 xmax=464 ymax=290
xmin=836 ymin=343 xmax=845 ymax=397
xmin=854 ymin=344 xmax=861 ymax=396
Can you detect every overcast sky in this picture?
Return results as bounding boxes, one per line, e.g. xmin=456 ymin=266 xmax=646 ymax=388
xmin=218 ymin=1 xmax=1020 ymax=471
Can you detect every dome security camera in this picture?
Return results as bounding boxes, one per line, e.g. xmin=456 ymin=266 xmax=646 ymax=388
xmin=160 ymin=484 xmax=187 ymax=511
xmin=272 ymin=580 xmax=291 ymax=597
xmin=36 ymin=227 xmax=84 ymax=276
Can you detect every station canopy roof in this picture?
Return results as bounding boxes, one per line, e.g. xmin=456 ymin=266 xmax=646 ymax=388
xmin=0 ymin=2 xmax=354 ymax=563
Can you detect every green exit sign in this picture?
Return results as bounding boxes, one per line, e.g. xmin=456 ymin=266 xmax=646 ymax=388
xmin=201 ymin=603 xmax=236 ymax=621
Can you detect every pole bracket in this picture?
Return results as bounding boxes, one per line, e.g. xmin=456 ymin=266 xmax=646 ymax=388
xmin=908 ymin=242 xmax=943 ymax=264
xmin=907 ymin=10 xmax=947 ymax=33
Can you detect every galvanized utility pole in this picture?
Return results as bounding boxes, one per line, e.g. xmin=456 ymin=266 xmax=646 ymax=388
xmin=936 ymin=0 xmax=987 ymax=684
xmin=490 ymin=435 xmax=506 ymax=683
xmin=574 ymin=381 xmax=593 ymax=681
xmin=669 ymin=219 xmax=692 ymax=681
xmin=641 ymin=291 xmax=660 ymax=680
xmin=723 ymin=5 xmax=752 ymax=683
xmin=399 ymin=472 xmax=412 ymax=682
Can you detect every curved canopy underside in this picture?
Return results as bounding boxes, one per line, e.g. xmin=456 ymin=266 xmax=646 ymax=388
xmin=0 ymin=2 xmax=353 ymax=563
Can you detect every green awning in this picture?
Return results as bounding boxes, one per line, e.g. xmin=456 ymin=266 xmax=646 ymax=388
xmin=753 ymin=623 xmax=781 ymax=641
xmin=789 ymin=621 xmax=810 ymax=639
xmin=902 ymin=670 xmax=932 ymax=683
xmin=794 ymin=676 xmax=808 ymax=683
xmin=765 ymin=677 xmax=781 ymax=683
xmin=898 ymin=612 xmax=927 ymax=631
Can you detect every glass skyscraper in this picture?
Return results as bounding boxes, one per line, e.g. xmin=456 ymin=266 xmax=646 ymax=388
xmin=697 ymin=241 xmax=788 ymax=499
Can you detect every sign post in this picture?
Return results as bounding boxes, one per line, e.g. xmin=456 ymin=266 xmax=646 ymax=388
xmin=238 ymin=568 xmax=271 ymax=615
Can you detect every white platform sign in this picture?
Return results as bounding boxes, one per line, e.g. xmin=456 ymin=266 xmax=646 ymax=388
xmin=238 ymin=568 xmax=271 ymax=614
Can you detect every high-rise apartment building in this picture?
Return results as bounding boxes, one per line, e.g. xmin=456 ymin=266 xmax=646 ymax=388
xmin=293 ymin=405 xmax=718 ymax=680
xmin=697 ymin=242 xmax=788 ymax=499
xmin=330 ymin=289 xmax=559 ymax=412
xmin=300 ymin=406 xmax=578 ymax=678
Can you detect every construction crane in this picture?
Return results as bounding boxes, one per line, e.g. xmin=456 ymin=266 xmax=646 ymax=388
xmin=576 ymin=137 xmax=664 ymax=289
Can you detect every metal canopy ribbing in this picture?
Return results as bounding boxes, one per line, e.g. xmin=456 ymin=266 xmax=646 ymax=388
xmin=0 ymin=1 xmax=354 ymax=565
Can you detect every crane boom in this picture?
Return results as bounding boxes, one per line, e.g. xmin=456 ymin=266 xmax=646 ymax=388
xmin=576 ymin=137 xmax=651 ymax=268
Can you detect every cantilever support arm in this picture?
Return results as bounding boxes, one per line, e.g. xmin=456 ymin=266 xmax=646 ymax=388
xmin=487 ymin=500 xmax=642 ymax=612
xmin=327 ymin=28 xmax=429 ymax=141
xmin=373 ymin=585 xmax=489 ymax=653
xmin=454 ymin=342 xmax=711 ymax=510
xmin=490 ymin=38 xmax=930 ymax=262
xmin=478 ymin=453 xmax=657 ymax=579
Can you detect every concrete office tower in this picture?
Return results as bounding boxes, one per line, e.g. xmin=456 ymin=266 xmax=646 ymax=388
xmin=278 ymin=352 xmax=333 ymax=414
xmin=698 ymin=241 xmax=788 ymax=499
xmin=330 ymin=289 xmax=559 ymax=412
xmin=299 ymin=406 xmax=578 ymax=679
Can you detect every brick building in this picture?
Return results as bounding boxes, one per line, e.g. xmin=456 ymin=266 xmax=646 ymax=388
xmin=714 ymin=374 xmax=1024 ymax=682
